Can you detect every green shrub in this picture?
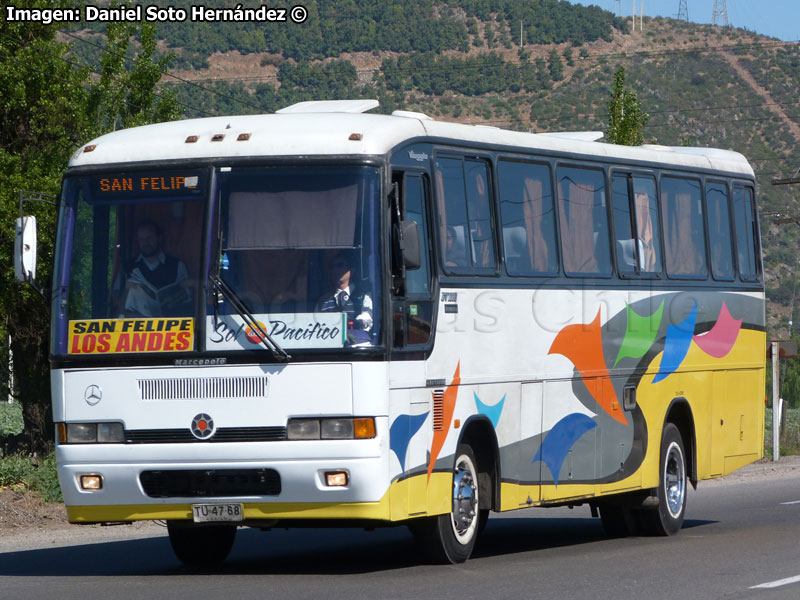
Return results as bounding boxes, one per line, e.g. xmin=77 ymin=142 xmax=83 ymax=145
xmin=0 ymin=402 xmax=24 ymax=439
xmin=0 ymin=454 xmax=63 ymax=503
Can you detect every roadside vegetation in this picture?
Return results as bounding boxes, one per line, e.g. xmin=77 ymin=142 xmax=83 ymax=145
xmin=0 ymin=454 xmax=62 ymax=503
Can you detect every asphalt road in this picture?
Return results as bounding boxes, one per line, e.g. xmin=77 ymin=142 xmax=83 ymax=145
xmin=2 ymin=459 xmax=800 ymax=600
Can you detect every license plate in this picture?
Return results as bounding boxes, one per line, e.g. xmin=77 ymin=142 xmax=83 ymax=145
xmin=192 ymin=503 xmax=244 ymax=523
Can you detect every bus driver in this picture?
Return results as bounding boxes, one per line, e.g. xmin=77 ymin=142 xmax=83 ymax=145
xmin=318 ymin=251 xmax=373 ymax=346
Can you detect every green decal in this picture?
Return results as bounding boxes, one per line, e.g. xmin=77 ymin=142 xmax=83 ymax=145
xmin=614 ymin=300 xmax=664 ymax=366
xmin=409 ymin=304 xmax=418 ymax=316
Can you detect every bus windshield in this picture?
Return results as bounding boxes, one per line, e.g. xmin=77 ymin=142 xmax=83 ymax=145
xmin=52 ymin=165 xmax=383 ymax=356
xmin=208 ymin=165 xmax=382 ymax=352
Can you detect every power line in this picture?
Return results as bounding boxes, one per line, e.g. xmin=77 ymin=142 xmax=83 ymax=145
xmin=59 ymin=29 xmax=270 ymax=114
xmin=0 ymin=30 xmax=218 ymax=121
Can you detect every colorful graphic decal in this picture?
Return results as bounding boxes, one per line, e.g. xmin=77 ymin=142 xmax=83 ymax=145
xmin=548 ymin=309 xmax=626 ymax=425
xmin=692 ymin=302 xmax=742 ymax=358
xmin=68 ymin=318 xmax=193 ymax=354
xmin=533 ymin=414 xmax=597 ymax=486
xmin=474 ymin=392 xmax=505 ymax=428
xmin=390 ymin=294 xmax=755 ymax=496
xmin=614 ymin=301 xmax=664 ymax=366
xmin=389 ymin=412 xmax=429 ymax=471
xmin=652 ymin=303 xmax=699 ymax=383
xmin=533 ymin=295 xmax=754 ymax=486
xmin=427 ymin=362 xmax=461 ymax=482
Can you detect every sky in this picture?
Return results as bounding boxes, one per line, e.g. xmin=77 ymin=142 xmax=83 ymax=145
xmin=567 ymin=0 xmax=800 ymax=42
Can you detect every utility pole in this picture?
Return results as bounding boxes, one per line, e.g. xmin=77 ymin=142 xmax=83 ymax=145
xmin=712 ymin=0 xmax=729 ymax=26
xmin=615 ymin=0 xmax=622 ymax=17
xmin=677 ymin=0 xmax=689 ymax=22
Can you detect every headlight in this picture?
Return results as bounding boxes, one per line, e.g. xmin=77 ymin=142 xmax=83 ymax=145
xmin=287 ymin=417 xmax=376 ymax=440
xmin=287 ymin=418 xmax=321 ymax=440
xmin=321 ymin=418 xmax=354 ymax=439
xmin=61 ymin=422 xmax=125 ymax=444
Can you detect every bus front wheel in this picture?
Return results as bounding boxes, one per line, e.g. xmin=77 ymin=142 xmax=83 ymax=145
xmin=167 ymin=521 xmax=237 ymax=567
xmin=410 ymin=443 xmax=481 ymax=564
xmin=643 ymin=422 xmax=687 ymax=536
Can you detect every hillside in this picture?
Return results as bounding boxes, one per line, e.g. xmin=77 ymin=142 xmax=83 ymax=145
xmin=65 ymin=0 xmax=800 ymax=336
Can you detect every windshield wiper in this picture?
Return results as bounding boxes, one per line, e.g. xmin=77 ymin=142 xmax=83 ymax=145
xmin=210 ymin=274 xmax=291 ymax=362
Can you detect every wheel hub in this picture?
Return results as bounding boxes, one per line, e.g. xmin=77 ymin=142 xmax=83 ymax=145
xmin=664 ymin=442 xmax=686 ymax=518
xmin=452 ymin=461 xmax=478 ymax=537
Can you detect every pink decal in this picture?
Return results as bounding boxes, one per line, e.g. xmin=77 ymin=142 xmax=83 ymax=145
xmin=693 ymin=302 xmax=742 ymax=359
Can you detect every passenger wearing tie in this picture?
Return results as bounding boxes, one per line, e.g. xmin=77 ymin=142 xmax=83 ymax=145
xmin=319 ymin=251 xmax=373 ymax=346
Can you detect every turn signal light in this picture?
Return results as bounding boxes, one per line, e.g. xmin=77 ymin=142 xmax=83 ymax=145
xmin=353 ymin=418 xmax=376 ymax=439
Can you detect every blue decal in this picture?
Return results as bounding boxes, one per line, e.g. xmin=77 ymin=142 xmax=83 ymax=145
xmin=533 ymin=413 xmax=597 ymax=486
xmin=652 ymin=303 xmax=698 ymax=383
xmin=389 ymin=412 xmax=429 ymax=471
xmin=474 ymin=392 xmax=505 ymax=428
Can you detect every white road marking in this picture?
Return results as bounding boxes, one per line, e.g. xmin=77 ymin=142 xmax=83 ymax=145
xmin=780 ymin=500 xmax=800 ymax=505
xmin=751 ymin=575 xmax=800 ymax=589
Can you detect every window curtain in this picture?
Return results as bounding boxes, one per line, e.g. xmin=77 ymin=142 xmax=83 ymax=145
xmin=522 ymin=177 xmax=551 ymax=272
xmin=560 ymin=180 xmax=597 ymax=273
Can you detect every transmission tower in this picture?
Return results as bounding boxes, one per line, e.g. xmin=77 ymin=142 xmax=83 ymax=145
xmin=676 ymin=0 xmax=688 ymax=22
xmin=712 ymin=0 xmax=729 ymax=27
xmin=615 ymin=0 xmax=622 ymax=17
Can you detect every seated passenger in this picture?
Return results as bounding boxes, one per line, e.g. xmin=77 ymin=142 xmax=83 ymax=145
xmin=122 ymin=219 xmax=191 ymax=317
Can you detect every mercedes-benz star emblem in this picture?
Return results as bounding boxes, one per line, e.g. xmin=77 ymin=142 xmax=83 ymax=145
xmin=191 ymin=413 xmax=215 ymax=440
xmin=84 ymin=385 xmax=102 ymax=406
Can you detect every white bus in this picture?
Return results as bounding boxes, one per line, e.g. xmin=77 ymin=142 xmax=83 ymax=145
xmin=17 ymin=99 xmax=765 ymax=564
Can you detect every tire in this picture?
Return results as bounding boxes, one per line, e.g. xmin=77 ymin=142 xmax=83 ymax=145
xmin=167 ymin=521 xmax=237 ymax=567
xmin=642 ymin=422 xmax=687 ymax=536
xmin=409 ymin=444 xmax=481 ymax=564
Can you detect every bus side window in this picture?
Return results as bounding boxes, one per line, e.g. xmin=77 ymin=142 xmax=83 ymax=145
xmin=404 ymin=174 xmax=430 ymax=295
xmin=435 ymin=157 xmax=496 ymax=273
xmin=612 ymin=173 xmax=661 ymax=277
xmin=556 ymin=166 xmax=612 ymax=276
xmin=661 ymin=177 xmax=707 ymax=278
xmin=464 ymin=160 xmax=496 ymax=269
xmin=733 ymin=186 xmax=760 ymax=282
xmin=706 ymin=182 xmax=735 ymax=281
xmin=611 ymin=174 xmax=636 ymax=275
xmin=498 ymin=159 xmax=558 ymax=276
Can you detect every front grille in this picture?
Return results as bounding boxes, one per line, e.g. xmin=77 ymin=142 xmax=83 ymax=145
xmin=125 ymin=426 xmax=287 ymax=443
xmin=137 ymin=376 xmax=269 ymax=401
xmin=140 ymin=468 xmax=281 ymax=498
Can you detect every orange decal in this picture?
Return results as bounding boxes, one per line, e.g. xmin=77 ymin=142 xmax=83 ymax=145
xmin=427 ymin=362 xmax=461 ymax=482
xmin=548 ymin=309 xmax=627 ymax=426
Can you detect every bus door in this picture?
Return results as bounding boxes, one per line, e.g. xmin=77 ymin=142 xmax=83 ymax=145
xmin=389 ymin=171 xmax=435 ymax=515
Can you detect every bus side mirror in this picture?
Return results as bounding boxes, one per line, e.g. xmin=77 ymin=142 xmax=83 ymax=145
xmin=401 ymin=220 xmax=421 ymax=270
xmin=14 ymin=216 xmax=38 ymax=283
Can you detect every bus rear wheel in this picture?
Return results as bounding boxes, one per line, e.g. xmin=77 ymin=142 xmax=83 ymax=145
xmin=410 ymin=443 xmax=481 ymax=564
xmin=642 ymin=422 xmax=687 ymax=536
xmin=167 ymin=521 xmax=237 ymax=567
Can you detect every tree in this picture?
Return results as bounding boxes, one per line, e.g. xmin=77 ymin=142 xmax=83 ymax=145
xmin=1 ymin=6 xmax=180 ymax=453
xmin=605 ymin=66 xmax=649 ymax=145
